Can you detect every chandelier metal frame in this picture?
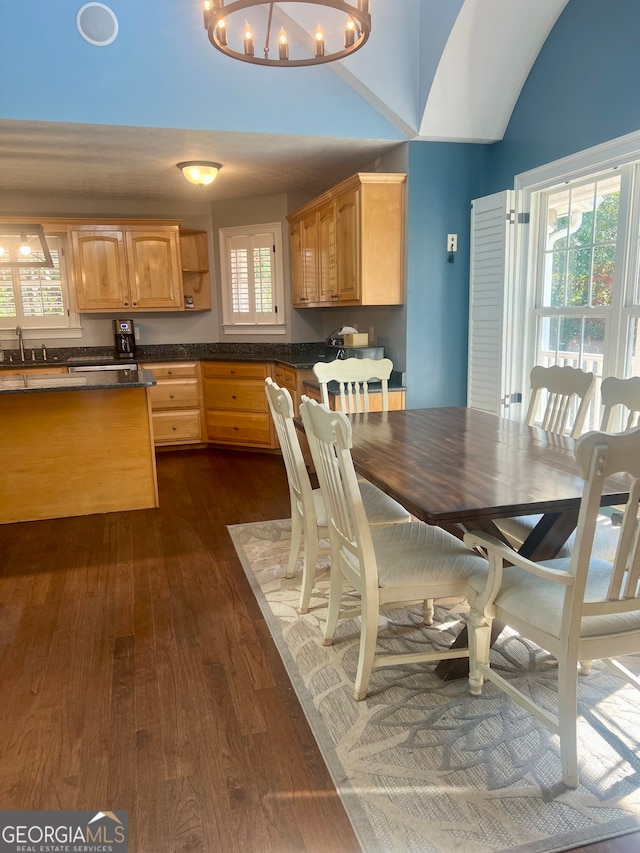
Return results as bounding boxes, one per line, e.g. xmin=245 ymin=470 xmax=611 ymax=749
xmin=203 ymin=0 xmax=371 ymax=67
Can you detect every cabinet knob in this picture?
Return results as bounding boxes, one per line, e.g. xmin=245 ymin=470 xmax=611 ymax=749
xmin=168 ymin=369 xmax=173 ymax=375
xmin=170 ymin=394 xmax=175 ymax=399
xmin=231 ymin=395 xmax=237 ymax=399
xmin=132 ymin=301 xmax=138 ymax=307
xmin=172 ymin=425 xmax=177 ymax=431
xmin=233 ymin=426 xmax=239 ymax=431
xmin=331 ymin=294 xmax=338 ymax=300
xmin=124 ymin=302 xmax=129 ymax=307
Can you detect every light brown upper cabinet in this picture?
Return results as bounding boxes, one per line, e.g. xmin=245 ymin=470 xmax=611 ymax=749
xmin=70 ymin=222 xmax=183 ymax=312
xmin=287 ymin=172 xmax=406 ymax=308
xmin=290 ymin=214 xmax=321 ymax=305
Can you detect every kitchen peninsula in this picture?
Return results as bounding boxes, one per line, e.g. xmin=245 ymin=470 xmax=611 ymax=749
xmin=0 ymin=369 xmax=158 ymax=524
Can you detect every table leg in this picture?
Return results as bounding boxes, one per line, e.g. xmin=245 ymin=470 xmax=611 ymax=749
xmin=517 ymin=509 xmax=579 ymax=560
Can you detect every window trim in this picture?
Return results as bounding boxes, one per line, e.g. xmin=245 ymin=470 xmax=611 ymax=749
xmin=218 ymin=221 xmax=285 ymax=335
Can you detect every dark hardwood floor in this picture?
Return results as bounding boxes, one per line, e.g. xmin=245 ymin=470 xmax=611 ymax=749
xmin=0 ymin=447 xmax=637 ymax=853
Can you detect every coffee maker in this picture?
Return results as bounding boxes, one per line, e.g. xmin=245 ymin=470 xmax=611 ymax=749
xmin=114 ymin=319 xmax=136 ymax=358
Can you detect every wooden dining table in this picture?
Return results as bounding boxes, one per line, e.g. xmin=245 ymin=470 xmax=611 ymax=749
xmin=342 ymin=407 xmax=630 ymax=679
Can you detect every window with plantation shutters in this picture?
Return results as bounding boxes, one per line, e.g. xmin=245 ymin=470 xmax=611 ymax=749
xmin=219 ymin=223 xmax=285 ymax=333
xmin=0 ymin=233 xmax=76 ymax=331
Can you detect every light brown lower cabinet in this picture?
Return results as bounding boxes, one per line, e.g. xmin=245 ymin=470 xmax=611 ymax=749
xmin=302 ymin=383 xmax=406 ymax=411
xmin=272 ymin=363 xmax=315 ymax=416
xmin=203 ymin=361 xmax=275 ymax=448
xmin=142 ymin=361 xmax=205 ymax=447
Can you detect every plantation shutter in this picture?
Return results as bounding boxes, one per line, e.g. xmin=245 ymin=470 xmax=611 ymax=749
xmin=467 ymin=190 xmax=519 ymax=417
xmin=226 ymin=231 xmax=278 ymax=325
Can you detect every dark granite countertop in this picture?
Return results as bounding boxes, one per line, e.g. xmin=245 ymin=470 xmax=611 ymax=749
xmin=0 ymin=368 xmax=156 ymax=395
xmin=0 ymin=342 xmax=329 ymax=371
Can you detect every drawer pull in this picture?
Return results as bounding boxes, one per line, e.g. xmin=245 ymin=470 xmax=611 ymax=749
xmin=233 ymin=426 xmax=239 ymax=430
xmin=170 ymin=394 xmax=175 ymax=399
xmin=168 ymin=369 xmax=173 ymax=375
xmin=231 ymin=395 xmax=237 ymax=399
xmin=230 ymin=370 xmax=235 ymax=374
xmin=172 ymin=425 xmax=177 ymax=431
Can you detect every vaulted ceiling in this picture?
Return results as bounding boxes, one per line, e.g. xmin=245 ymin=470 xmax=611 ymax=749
xmin=0 ymin=0 xmax=569 ymax=202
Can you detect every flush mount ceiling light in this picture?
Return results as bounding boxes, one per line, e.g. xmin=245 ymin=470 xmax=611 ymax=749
xmin=202 ymin=0 xmax=371 ymax=67
xmin=0 ymin=225 xmax=53 ymax=268
xmin=176 ymin=161 xmax=223 ymax=186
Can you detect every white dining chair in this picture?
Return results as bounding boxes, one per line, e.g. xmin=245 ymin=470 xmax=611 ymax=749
xmin=499 ymin=373 xmax=637 ymax=561
xmin=265 ymin=378 xmax=411 ymax=613
xmin=525 ymin=364 xmax=596 ymax=438
xmin=313 ymin=357 xmax=394 ymax=413
xmin=464 ymin=424 xmax=640 ymax=788
xmin=299 ymin=395 xmax=488 ymax=701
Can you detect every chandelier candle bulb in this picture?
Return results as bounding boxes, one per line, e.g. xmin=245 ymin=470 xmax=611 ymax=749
xmin=215 ymin=18 xmax=227 ymax=45
xmin=314 ymin=26 xmax=324 ymax=57
xmin=345 ymin=18 xmax=355 ymax=47
xmin=243 ymin=23 xmax=254 ymax=56
xmin=278 ymin=28 xmax=289 ymax=60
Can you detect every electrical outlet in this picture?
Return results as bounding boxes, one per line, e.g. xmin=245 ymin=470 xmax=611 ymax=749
xmin=447 ymin=234 xmax=458 ymax=253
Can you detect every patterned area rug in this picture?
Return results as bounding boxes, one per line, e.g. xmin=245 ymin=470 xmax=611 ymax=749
xmin=227 ymin=519 xmax=640 ymax=853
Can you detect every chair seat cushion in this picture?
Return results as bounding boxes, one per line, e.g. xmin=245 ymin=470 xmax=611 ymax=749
xmin=358 ymin=480 xmax=411 ymax=527
xmin=365 ymin=522 xmax=487 ymax=591
xmin=467 ymin=557 xmax=640 ymax=638
xmin=496 ymin=512 xmax=620 ymax=561
xmin=313 ymin=482 xmax=411 ymax=531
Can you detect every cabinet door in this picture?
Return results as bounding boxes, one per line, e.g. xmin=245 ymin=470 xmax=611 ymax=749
xmin=301 ymin=213 xmax=319 ymax=303
xmin=318 ymin=202 xmax=337 ymax=303
xmin=125 ymin=229 xmax=183 ymax=309
xmin=335 ymin=189 xmax=360 ymax=303
xmin=290 ymin=221 xmax=306 ymax=306
xmin=70 ymin=230 xmax=129 ymax=310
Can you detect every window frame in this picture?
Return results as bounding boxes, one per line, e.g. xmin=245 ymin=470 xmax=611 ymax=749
xmin=218 ymin=221 xmax=286 ymax=336
xmin=512 ymin=130 xmax=640 ymax=418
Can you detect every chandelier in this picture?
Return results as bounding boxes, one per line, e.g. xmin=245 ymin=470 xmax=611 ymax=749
xmin=202 ymin=0 xmax=371 ymax=67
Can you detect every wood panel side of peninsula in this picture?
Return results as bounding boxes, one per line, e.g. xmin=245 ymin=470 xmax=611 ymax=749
xmin=0 ymin=387 xmax=159 ymax=524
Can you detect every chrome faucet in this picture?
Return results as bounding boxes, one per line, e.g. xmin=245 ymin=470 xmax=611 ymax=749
xmin=16 ymin=325 xmax=25 ymax=362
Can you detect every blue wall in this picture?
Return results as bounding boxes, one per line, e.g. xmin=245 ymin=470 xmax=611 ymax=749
xmin=0 ymin=0 xmax=402 ymax=141
xmin=405 ymin=141 xmax=488 ymax=408
xmin=489 ymin=0 xmax=640 ymax=190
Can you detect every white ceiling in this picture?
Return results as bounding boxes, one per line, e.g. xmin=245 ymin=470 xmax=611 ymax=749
xmin=0 ymin=0 xmax=569 ymax=204
xmin=0 ymin=120 xmax=401 ymax=203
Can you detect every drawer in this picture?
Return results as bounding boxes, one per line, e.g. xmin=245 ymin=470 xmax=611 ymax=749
xmin=203 ymin=361 xmax=271 ymax=380
xmin=149 ymin=379 xmax=199 ymax=409
xmin=273 ymin=365 xmax=297 ymax=393
xmin=205 ymin=410 xmax=273 ymax=447
xmin=152 ymin=410 xmax=202 ymax=443
xmin=143 ymin=362 xmax=199 ymax=380
xmin=203 ymin=378 xmax=268 ymax=412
